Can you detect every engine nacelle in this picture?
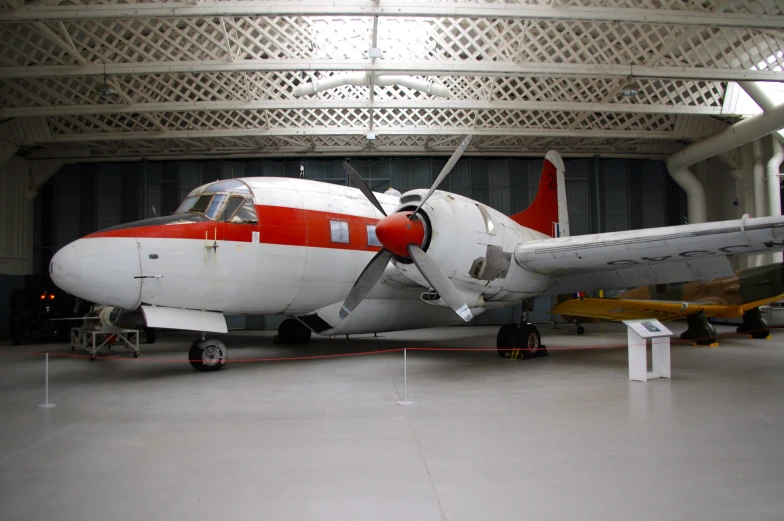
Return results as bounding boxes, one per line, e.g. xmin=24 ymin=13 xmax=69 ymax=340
xmin=390 ymin=190 xmax=555 ymax=303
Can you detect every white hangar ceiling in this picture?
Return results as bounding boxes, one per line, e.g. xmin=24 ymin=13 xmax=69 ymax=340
xmin=0 ymin=0 xmax=783 ymax=163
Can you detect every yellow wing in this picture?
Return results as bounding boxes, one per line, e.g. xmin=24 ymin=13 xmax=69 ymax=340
xmin=550 ymin=298 xmax=730 ymax=322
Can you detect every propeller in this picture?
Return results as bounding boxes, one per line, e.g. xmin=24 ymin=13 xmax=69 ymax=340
xmin=340 ymin=135 xmax=474 ymax=322
xmin=410 ymin=134 xmax=472 ymax=219
xmin=343 ymin=161 xmax=386 ymax=217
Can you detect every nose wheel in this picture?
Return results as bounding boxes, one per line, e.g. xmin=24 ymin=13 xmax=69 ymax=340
xmin=189 ymin=338 xmax=227 ymax=371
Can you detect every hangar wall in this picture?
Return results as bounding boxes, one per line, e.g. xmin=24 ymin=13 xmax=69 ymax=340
xmin=0 ymin=157 xmax=34 ymax=339
xmin=32 ymin=156 xmax=685 ymax=327
xmin=0 ymin=156 xmax=34 ymax=277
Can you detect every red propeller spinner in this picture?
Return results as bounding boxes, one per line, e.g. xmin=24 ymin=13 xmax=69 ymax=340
xmin=374 ymin=211 xmax=426 ymax=257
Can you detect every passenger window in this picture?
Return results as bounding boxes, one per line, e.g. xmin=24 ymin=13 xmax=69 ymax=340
xmin=220 ymin=196 xmax=245 ymax=222
xmin=190 ymin=194 xmax=213 ymax=214
xmin=175 ymin=196 xmax=199 ymax=214
xmin=230 ymin=199 xmax=258 ymax=224
xmin=367 ymin=225 xmax=381 ymax=247
xmin=330 ymin=220 xmax=349 ymax=243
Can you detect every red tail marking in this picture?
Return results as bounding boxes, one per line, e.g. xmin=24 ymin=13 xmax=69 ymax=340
xmin=509 ymin=158 xmax=558 ymax=237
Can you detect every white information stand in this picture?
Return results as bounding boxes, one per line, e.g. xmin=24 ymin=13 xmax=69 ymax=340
xmin=621 ymin=319 xmax=672 ymax=383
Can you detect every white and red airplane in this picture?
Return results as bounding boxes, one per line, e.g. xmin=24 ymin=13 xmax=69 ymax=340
xmin=50 ymin=136 xmax=784 ymax=371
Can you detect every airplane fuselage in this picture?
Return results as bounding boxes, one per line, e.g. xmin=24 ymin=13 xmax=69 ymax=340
xmin=50 ymin=177 xmax=554 ymax=335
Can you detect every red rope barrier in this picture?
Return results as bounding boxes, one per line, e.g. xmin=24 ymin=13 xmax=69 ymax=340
xmin=0 ymin=324 xmax=776 ymax=364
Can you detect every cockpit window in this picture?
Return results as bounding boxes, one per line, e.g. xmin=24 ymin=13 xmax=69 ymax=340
xmin=204 ymin=179 xmax=251 ymax=194
xmin=175 ymin=196 xmax=199 ymax=214
xmin=206 ymin=194 xmax=227 ymax=219
xmin=190 ymin=194 xmax=213 ymax=214
xmin=220 ymin=196 xmax=246 ymax=222
xmin=230 ymin=199 xmax=258 ymax=224
xmin=175 ymin=188 xmax=256 ymax=224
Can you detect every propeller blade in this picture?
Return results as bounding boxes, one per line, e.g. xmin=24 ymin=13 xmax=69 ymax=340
xmin=339 ymin=248 xmax=394 ymax=319
xmin=406 ymin=244 xmax=473 ymax=322
xmin=343 ymin=161 xmax=387 ymax=217
xmin=410 ymin=134 xmax=472 ymax=219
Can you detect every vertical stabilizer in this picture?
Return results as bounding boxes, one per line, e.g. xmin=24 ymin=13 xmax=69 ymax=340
xmin=510 ymin=150 xmax=569 ymax=238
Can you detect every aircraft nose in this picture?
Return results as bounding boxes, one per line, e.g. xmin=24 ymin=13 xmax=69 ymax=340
xmin=50 ymin=244 xmax=81 ymax=295
xmin=50 ymin=237 xmax=142 ymax=309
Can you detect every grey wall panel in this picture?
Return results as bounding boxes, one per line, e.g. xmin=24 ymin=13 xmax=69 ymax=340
xmin=446 ymin=160 xmax=471 ymax=198
xmin=470 ymin=159 xmax=489 ymax=205
xmin=0 ymin=275 xmax=24 ymax=339
xmin=641 ymin=161 xmax=668 ymax=229
xmin=179 ymin=162 xmax=204 ymax=200
xmin=95 ymin=164 xmax=122 ymax=232
xmin=262 ymin=159 xmax=285 ymax=177
xmin=222 ymin=161 xmax=245 ymax=179
xmin=603 ymin=159 xmax=629 ymax=232
xmin=565 ymin=159 xmax=593 ymax=236
xmin=54 ymin=166 xmax=79 ymax=251
xmin=488 ymin=159 xmax=511 ymax=215
xmin=390 ymin=158 xmax=432 ymax=192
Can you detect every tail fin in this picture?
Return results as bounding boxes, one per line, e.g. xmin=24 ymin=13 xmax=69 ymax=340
xmin=509 ymin=150 xmax=569 ymax=238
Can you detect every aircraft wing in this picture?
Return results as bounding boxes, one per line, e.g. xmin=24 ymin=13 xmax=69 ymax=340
xmin=550 ymin=297 xmax=728 ymax=322
xmin=515 ymin=215 xmax=784 ymax=295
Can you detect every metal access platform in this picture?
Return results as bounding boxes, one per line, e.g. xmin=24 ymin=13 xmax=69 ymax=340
xmin=70 ymin=327 xmax=140 ymax=360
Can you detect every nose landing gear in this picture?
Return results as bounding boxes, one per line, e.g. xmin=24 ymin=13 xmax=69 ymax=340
xmin=189 ymin=338 xmax=227 ymax=371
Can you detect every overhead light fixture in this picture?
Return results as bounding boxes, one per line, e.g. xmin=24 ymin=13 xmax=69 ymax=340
xmin=621 ymin=75 xmax=640 ymax=97
xmin=95 ymin=74 xmax=119 ymax=98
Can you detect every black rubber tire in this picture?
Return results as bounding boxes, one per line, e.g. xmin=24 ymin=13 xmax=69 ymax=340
xmin=277 ymin=319 xmax=299 ymax=345
xmin=145 ymin=327 xmax=157 ymax=344
xmin=751 ymin=329 xmax=771 ymax=339
xmin=277 ymin=318 xmax=311 ymax=344
xmin=496 ymin=324 xmax=519 ymax=358
xmin=513 ymin=324 xmax=542 ymax=360
xmin=576 ymin=325 xmax=585 ymax=335
xmin=295 ymin=324 xmax=312 ymax=344
xmin=189 ymin=339 xmax=227 ymax=372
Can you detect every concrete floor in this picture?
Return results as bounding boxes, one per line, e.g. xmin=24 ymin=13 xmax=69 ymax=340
xmin=1 ymin=322 xmax=783 ymax=521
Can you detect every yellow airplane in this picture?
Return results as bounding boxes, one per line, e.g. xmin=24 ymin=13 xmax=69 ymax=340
xmin=551 ymin=263 xmax=784 ymax=345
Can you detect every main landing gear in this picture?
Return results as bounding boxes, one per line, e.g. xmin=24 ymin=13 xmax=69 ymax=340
xmin=189 ymin=337 xmax=227 ymax=372
xmin=496 ymin=323 xmax=547 ymax=360
xmin=273 ymin=318 xmax=312 ymax=345
xmin=736 ymin=307 xmax=771 ymax=339
xmin=680 ymin=310 xmax=718 ymax=346
xmin=497 ymin=300 xmax=547 ymax=360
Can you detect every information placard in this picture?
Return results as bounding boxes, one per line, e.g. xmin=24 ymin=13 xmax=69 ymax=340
xmin=621 ymin=318 xmax=672 ymax=339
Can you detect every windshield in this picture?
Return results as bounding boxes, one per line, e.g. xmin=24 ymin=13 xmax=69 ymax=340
xmin=175 ymin=192 xmax=257 ymax=223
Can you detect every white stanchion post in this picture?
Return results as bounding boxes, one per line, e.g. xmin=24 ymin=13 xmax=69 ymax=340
xmin=37 ymin=353 xmax=56 ymax=409
xmin=396 ymin=349 xmax=414 ymax=407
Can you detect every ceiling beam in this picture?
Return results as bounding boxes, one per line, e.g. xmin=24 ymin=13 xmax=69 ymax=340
xmin=48 ymin=149 xmax=673 ymax=163
xmin=1 ymin=1 xmax=781 ymax=29
xmin=1 ymin=60 xmax=781 ymax=82
xmin=40 ymin=127 xmax=675 ymax=145
xmin=0 ymin=99 xmax=733 ymax=119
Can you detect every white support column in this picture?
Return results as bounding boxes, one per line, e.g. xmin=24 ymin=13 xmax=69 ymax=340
xmin=752 ymin=139 xmax=766 ymax=218
xmin=768 ymin=136 xmax=784 ymax=264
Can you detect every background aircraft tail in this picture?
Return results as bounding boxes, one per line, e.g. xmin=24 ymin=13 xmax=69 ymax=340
xmin=509 ymin=150 xmax=569 ymax=238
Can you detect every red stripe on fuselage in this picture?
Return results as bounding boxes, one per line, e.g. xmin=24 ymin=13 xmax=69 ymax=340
xmin=85 ymin=205 xmax=384 ymax=252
